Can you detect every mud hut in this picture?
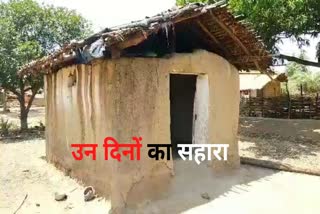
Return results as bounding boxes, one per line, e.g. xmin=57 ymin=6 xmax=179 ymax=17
xmin=19 ymin=2 xmax=272 ymax=212
xmin=240 ymin=72 xmax=287 ymax=98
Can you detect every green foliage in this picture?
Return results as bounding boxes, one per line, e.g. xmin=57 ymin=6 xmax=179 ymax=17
xmin=286 ymin=52 xmax=308 ymax=77
xmin=0 ymin=117 xmax=13 ymax=136
xmin=295 ymin=72 xmax=320 ymax=94
xmin=288 ymin=69 xmax=320 ymax=95
xmin=177 ymin=0 xmax=320 ymax=57
xmin=176 ymin=0 xmax=218 ymax=6
xmin=286 ymin=58 xmax=320 ymax=95
xmin=0 ymin=0 xmax=92 ymax=90
xmin=229 ymin=0 xmax=320 ymax=54
xmin=0 ymin=0 xmax=92 ymax=129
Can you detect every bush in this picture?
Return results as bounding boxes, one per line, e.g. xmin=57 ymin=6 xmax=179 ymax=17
xmin=0 ymin=117 xmax=13 ymax=136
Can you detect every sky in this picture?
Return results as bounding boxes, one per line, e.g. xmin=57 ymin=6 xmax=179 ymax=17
xmin=3 ymin=0 xmax=320 ymax=72
xmin=276 ymin=36 xmax=320 ymax=72
xmin=37 ymin=0 xmax=175 ymax=30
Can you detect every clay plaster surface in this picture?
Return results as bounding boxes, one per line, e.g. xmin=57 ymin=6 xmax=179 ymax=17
xmin=44 ymin=50 xmax=240 ymax=210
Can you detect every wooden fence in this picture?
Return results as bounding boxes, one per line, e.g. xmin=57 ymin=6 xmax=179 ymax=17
xmin=240 ymin=96 xmax=320 ymax=119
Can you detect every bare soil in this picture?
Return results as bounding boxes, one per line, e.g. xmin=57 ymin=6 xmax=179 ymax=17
xmin=1 ymin=109 xmax=320 ymax=213
xmin=0 ymin=107 xmax=111 ymax=213
xmin=239 ymin=117 xmax=320 ymax=171
xmin=2 ymin=139 xmax=320 ymax=214
xmin=240 ymin=136 xmax=320 ymax=170
xmin=0 ymin=106 xmax=45 ymax=129
xmin=0 ymin=139 xmax=111 ymax=214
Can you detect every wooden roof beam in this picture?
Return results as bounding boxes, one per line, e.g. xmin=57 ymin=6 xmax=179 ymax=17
xmin=111 ymin=31 xmax=149 ymax=50
xmin=197 ymin=20 xmax=232 ymax=59
xmin=209 ymin=11 xmax=272 ymax=79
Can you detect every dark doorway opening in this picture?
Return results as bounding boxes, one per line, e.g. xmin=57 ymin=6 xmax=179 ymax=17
xmin=170 ymin=74 xmax=197 ymax=158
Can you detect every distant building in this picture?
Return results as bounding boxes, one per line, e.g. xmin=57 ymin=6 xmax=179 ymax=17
xmin=240 ymin=71 xmax=287 ymax=98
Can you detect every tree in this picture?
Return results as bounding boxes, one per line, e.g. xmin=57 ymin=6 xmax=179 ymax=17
xmin=0 ymin=0 xmax=92 ymax=130
xmin=287 ymin=52 xmax=309 ymax=78
xmin=290 ymin=70 xmax=320 ymax=95
xmin=177 ymin=0 xmax=320 ymax=67
xmin=286 ymin=52 xmax=320 ymax=96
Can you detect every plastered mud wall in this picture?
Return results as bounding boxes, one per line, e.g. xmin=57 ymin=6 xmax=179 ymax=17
xmin=262 ymin=80 xmax=281 ymax=98
xmin=44 ymin=50 xmax=240 ymax=212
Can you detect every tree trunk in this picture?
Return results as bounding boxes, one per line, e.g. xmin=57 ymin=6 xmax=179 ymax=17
xmin=3 ymin=89 xmax=8 ymax=112
xmin=19 ymin=96 xmax=28 ymax=131
xmin=19 ymin=89 xmax=38 ymax=131
xmin=7 ymin=79 xmax=40 ymax=131
xmin=20 ymin=107 xmax=28 ymax=131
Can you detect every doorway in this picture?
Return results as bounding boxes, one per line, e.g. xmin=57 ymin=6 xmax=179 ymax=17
xmin=170 ymin=74 xmax=197 ymax=158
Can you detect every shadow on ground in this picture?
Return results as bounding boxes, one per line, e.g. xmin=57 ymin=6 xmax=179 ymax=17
xmin=240 ymin=135 xmax=320 ymax=160
xmin=0 ymin=130 xmax=45 ymax=144
xmin=137 ymin=160 xmax=277 ymax=214
xmin=239 ymin=117 xmax=320 ymax=160
xmin=0 ymin=106 xmax=45 ymax=144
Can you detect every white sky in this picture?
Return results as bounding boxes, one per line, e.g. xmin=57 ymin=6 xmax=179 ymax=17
xmin=276 ymin=36 xmax=320 ymax=72
xmin=37 ymin=0 xmax=175 ymax=30
xmin=4 ymin=0 xmax=320 ymax=72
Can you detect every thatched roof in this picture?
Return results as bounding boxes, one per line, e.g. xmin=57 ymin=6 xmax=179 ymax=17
xmin=19 ymin=2 xmax=272 ymax=75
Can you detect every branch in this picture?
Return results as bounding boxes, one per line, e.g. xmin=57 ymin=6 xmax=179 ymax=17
xmin=276 ymin=54 xmax=320 ymax=67
xmin=6 ymin=86 xmax=21 ymax=98
xmin=26 ymin=87 xmax=40 ymax=112
xmin=24 ymin=87 xmax=32 ymax=92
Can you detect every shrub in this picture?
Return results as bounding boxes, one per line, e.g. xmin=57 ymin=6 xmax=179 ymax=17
xmin=0 ymin=117 xmax=13 ymax=136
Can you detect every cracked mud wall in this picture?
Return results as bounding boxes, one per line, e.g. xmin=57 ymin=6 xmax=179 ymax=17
xmin=44 ymin=50 xmax=240 ymax=211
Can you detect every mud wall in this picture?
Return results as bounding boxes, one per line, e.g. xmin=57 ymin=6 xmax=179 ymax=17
xmin=44 ymin=50 xmax=240 ymax=211
xmin=262 ymin=80 xmax=281 ymax=98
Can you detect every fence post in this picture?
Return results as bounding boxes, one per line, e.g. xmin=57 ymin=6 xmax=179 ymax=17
xmin=308 ymin=97 xmax=312 ymax=119
xmin=248 ymin=96 xmax=251 ymax=116
xmin=287 ymin=97 xmax=291 ymax=119
xmin=316 ymin=93 xmax=319 ymax=118
xmin=261 ymin=96 xmax=264 ymax=117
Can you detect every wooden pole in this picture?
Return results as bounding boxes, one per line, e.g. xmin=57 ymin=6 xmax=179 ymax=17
xmin=261 ymin=95 xmax=264 ymax=117
xmin=300 ymin=84 xmax=303 ymax=118
xmin=316 ymin=93 xmax=319 ymax=118
xmin=249 ymin=93 xmax=252 ymax=116
xmin=285 ymin=82 xmax=291 ymax=119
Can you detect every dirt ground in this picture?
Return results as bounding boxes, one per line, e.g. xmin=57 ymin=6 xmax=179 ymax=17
xmin=1 ymin=108 xmax=320 ymax=213
xmin=240 ymin=136 xmax=320 ymax=170
xmin=0 ymin=139 xmax=111 ymax=214
xmin=0 ymin=106 xmax=45 ymax=128
xmin=1 ymin=139 xmax=320 ymax=214
xmin=239 ymin=117 xmax=320 ymax=170
xmin=3 ymin=107 xmax=318 ymax=171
